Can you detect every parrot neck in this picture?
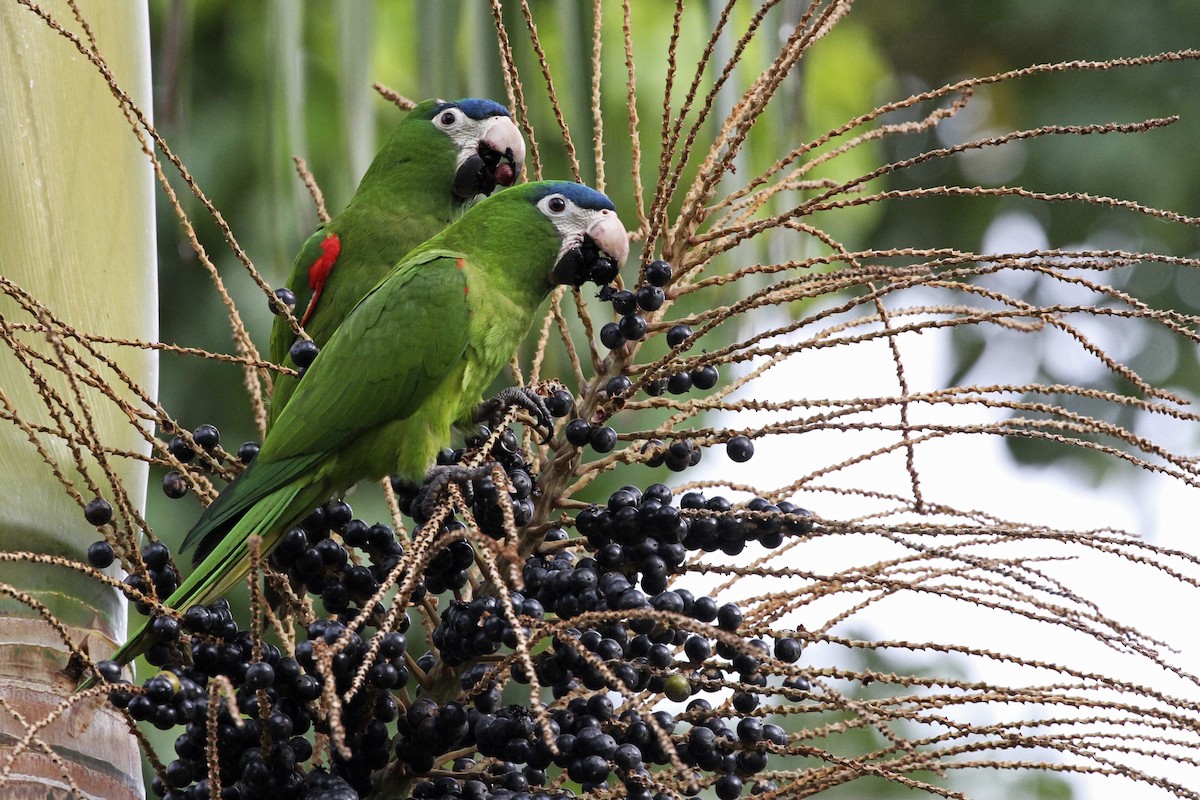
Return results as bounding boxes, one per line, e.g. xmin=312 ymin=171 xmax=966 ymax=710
xmin=443 ymin=211 xmax=560 ymax=310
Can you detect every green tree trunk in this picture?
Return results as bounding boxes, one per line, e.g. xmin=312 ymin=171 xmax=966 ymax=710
xmin=0 ymin=1 xmax=156 ymax=796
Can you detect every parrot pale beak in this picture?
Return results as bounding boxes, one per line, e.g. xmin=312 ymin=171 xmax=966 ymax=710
xmin=586 ymin=211 xmax=629 ymax=271
xmin=452 ymin=116 xmax=526 ymax=200
xmin=551 ymin=210 xmax=629 ymax=287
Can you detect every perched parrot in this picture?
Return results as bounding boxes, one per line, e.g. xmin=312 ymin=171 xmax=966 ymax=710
xmin=90 ymin=181 xmax=628 ymax=679
xmin=268 ymin=97 xmax=526 ymax=425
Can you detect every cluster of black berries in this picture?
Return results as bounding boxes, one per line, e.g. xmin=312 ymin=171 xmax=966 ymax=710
xmin=454 ymin=629 xmax=792 ymax=800
xmin=592 ymin=259 xmax=720 ymax=401
xmin=79 ymin=322 xmax=825 ymax=800
xmin=266 ymin=500 xmax=407 ymax=621
xmin=86 ymin=530 xmax=179 ymax=618
xmin=639 ymin=322 xmax=722 ymax=400
xmin=98 ymin=588 xmax=412 ymax=798
xmin=408 ymin=766 xmax=572 ymax=800
xmin=679 ymin=492 xmax=812 ymax=554
xmin=563 ymin=416 xmax=619 ymax=454
xmin=97 ymin=598 xmax=326 ymax=799
xmin=431 ymin=592 xmax=542 ymax=667
xmin=550 ymin=236 xmax=621 ymax=287
xmin=572 ymin=485 xmax=813 ymax=590
xmin=400 ymin=395 xmax=570 ymax=537
xmin=160 ymin=424 xmax=258 ymax=500
xmin=570 ymin=483 xmax=686 ymax=595
xmin=597 ymin=259 xmax=673 ymax=350
xmin=465 ymin=428 xmax=538 ymax=538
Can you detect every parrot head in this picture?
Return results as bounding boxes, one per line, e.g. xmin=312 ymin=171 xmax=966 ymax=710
xmin=530 ymin=181 xmax=629 ymax=288
xmin=424 ymin=98 xmax=526 ymax=200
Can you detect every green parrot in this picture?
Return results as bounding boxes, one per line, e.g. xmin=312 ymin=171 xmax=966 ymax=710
xmin=90 ymin=181 xmax=628 ymax=681
xmin=269 ymin=98 xmax=526 ymax=425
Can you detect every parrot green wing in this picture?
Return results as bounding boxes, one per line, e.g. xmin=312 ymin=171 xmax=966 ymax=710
xmin=262 ymin=249 xmax=472 ymax=462
xmin=184 ymin=250 xmax=471 ymax=555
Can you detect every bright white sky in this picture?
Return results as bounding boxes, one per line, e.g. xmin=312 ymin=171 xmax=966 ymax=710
xmin=681 ymin=239 xmax=1200 ymax=798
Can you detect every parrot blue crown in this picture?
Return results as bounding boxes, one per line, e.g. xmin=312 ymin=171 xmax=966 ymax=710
xmin=530 ymin=181 xmax=616 ymax=212
xmin=437 ymin=98 xmax=511 ymax=120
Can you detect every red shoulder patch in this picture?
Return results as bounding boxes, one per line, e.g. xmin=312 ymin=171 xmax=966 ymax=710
xmin=301 ymin=233 xmax=342 ymax=326
xmin=457 ymin=258 xmax=469 ymax=296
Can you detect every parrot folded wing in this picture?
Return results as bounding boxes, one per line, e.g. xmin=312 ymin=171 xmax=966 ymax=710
xmin=185 ymin=250 xmax=471 ymax=556
xmin=262 ymin=250 xmax=471 ymax=462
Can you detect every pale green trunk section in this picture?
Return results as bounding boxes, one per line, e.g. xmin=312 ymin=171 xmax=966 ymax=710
xmin=0 ymin=1 xmax=156 ymax=796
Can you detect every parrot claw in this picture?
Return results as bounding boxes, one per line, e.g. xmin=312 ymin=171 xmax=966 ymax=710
xmin=414 ymin=463 xmax=493 ymax=520
xmin=479 ymin=387 xmax=554 ymax=443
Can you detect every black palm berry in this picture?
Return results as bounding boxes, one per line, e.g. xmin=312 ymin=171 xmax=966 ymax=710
xmin=606 ymin=375 xmax=632 ymax=397
xmin=618 ymin=314 xmax=647 ymax=341
xmin=693 ymin=596 xmax=718 ymax=622
xmin=324 ymin=499 xmax=353 ymax=529
xmin=691 ymin=364 xmax=719 ymax=390
xmin=665 ymin=439 xmax=697 ymax=472
xmin=546 ymin=388 xmax=575 ymax=417
xmin=645 ymin=259 xmax=673 ymax=287
xmin=271 ymin=287 xmax=297 ymax=313
xmin=774 ymin=637 xmax=802 ymax=663
xmin=162 ymin=471 xmax=188 ymax=499
xmin=289 ymin=339 xmax=319 ymax=368
xmin=192 ymin=424 xmax=220 ymax=451
xmin=600 ymin=322 xmax=625 ymax=349
xmin=666 ymin=324 xmax=693 ymax=349
xmin=244 ymin=662 xmax=275 ymax=689
xmin=84 ymin=497 xmax=113 ymax=526
xmin=737 ymin=718 xmax=764 ymax=747
xmin=166 ymin=436 xmax=195 ymax=463
xmin=237 ymin=441 xmax=260 ymax=464
xmin=684 ymin=636 xmax=711 ymax=662
xmin=716 ymin=774 xmax=744 ymax=800
xmin=590 ymin=426 xmax=618 ymax=453
xmin=150 ymin=615 xmax=180 ymax=642
xmin=636 ymin=285 xmax=665 ymax=311
xmin=87 ymin=540 xmax=115 ymax=568
xmin=182 ymin=605 xmax=211 ymax=633
xmin=565 ymin=418 xmax=594 ymax=446
xmin=165 ymin=758 xmax=193 ymax=789
xmin=610 ymin=289 xmax=637 ymax=315
xmin=335 ymin=519 xmax=366 ymax=549
xmin=591 ymin=257 xmax=620 ymax=285
xmin=732 ymin=652 xmax=759 ymax=677
xmin=726 ymin=435 xmax=754 ymax=462
xmin=141 ymin=541 xmax=170 ymax=570
xmin=777 ymin=501 xmax=815 ymax=534
xmin=95 ymin=659 xmax=123 ymax=683
xmin=732 ymin=690 xmax=759 ymax=713
xmin=717 ymin=603 xmax=744 ymax=631
xmin=641 ymin=439 xmax=667 ymax=468
xmin=666 ymin=371 xmax=692 ymax=394
xmin=368 ymin=523 xmax=397 ymax=550
xmin=643 ymin=378 xmax=668 ymax=398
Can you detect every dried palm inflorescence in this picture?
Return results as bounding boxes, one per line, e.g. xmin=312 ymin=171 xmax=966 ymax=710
xmin=3 ymin=1 xmax=1200 ymax=799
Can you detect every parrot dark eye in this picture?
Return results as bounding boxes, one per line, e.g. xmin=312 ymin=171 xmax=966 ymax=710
xmin=548 ymin=196 xmax=567 ymax=214
xmin=436 ymin=109 xmax=462 ymax=128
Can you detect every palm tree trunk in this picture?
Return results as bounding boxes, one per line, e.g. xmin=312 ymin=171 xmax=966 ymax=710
xmin=0 ymin=1 xmax=156 ymax=796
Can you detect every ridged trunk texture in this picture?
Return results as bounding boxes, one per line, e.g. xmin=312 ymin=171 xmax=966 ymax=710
xmin=0 ymin=1 xmax=157 ymax=796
